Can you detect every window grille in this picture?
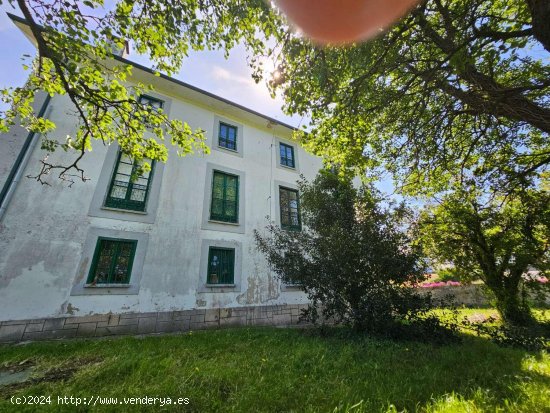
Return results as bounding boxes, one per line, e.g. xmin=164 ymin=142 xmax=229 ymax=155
xmin=207 ymin=247 xmax=235 ymax=284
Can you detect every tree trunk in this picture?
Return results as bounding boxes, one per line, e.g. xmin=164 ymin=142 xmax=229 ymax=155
xmin=526 ymin=0 xmax=550 ymax=53
xmin=489 ymin=275 xmax=534 ymax=326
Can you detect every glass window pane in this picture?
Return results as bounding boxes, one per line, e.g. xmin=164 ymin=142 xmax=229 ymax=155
xmin=88 ymin=239 xmax=135 ymax=285
xmin=219 ymin=124 xmax=237 ymax=150
xmin=280 ymin=187 xmax=300 ymax=230
xmin=280 ymin=143 xmax=295 ymax=167
xmin=139 ymin=95 xmax=164 ymax=110
xmin=105 ymin=152 xmax=155 ymax=211
xmin=129 ymin=185 xmax=147 ymax=202
xmin=109 ymin=181 xmax=129 ymax=200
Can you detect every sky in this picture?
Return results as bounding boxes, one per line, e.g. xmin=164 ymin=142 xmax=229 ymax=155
xmin=0 ymin=3 xmax=303 ymax=127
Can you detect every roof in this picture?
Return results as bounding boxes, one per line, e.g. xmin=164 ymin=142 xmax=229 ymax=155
xmin=7 ymin=12 xmax=297 ymax=135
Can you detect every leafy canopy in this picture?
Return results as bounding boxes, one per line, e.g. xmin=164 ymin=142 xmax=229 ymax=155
xmin=266 ymin=0 xmax=550 ymax=196
xmin=416 ymin=187 xmax=550 ymax=325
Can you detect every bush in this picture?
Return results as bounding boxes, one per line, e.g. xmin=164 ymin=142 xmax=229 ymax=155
xmin=255 ymin=171 xmax=441 ymax=336
xmin=436 ymin=268 xmax=461 ymax=282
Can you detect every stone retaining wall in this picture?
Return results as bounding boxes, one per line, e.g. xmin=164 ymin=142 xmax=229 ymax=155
xmin=0 ymin=304 xmax=309 ymax=343
xmin=424 ymin=285 xmax=490 ymax=307
xmin=423 ymin=284 xmax=550 ymax=307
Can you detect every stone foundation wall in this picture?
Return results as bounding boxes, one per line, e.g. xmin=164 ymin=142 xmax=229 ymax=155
xmin=0 ymin=304 xmax=309 ymax=343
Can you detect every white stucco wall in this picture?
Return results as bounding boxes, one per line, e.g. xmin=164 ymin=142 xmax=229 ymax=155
xmin=0 ymin=77 xmax=322 ymax=321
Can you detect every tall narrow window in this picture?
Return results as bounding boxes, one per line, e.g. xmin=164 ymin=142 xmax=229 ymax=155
xmin=218 ymin=123 xmax=237 ymax=151
xmin=280 ymin=187 xmax=301 ymax=231
xmin=87 ymin=238 xmax=137 ymax=285
xmin=280 ymin=143 xmax=295 ymax=168
xmin=207 ymin=247 xmax=235 ymax=285
xmin=210 ymin=171 xmax=239 ymax=223
xmin=105 ymin=152 xmax=155 ymax=212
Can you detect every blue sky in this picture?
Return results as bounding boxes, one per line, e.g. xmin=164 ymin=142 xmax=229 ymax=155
xmin=0 ymin=4 xmax=303 ymax=127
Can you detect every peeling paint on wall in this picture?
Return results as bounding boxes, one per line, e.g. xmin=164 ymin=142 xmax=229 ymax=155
xmin=236 ymin=273 xmax=280 ymax=305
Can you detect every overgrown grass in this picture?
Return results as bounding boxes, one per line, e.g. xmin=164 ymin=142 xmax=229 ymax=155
xmin=1 ymin=311 xmax=549 ymax=412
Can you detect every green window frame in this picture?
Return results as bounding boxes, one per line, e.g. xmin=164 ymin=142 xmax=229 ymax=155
xmin=104 ymin=151 xmax=155 ymax=212
xmin=218 ymin=122 xmax=237 ymax=151
xmin=139 ymin=94 xmax=164 ymax=110
xmin=207 ymin=247 xmax=235 ymax=285
xmin=87 ymin=237 xmax=137 ymax=285
xmin=210 ymin=171 xmax=239 ymax=223
xmin=280 ymin=186 xmax=301 ymax=231
xmin=280 ymin=143 xmax=295 ymax=168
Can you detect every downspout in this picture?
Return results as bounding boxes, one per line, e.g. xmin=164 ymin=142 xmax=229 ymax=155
xmin=0 ymin=94 xmax=51 ymax=223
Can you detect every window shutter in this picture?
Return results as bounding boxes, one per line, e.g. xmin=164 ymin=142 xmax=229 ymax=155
xmin=210 ymin=171 xmax=239 ymax=223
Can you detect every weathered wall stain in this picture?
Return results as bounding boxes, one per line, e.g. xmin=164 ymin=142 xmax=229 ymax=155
xmin=61 ymin=302 xmax=80 ymax=315
xmin=237 ymin=245 xmax=281 ymax=305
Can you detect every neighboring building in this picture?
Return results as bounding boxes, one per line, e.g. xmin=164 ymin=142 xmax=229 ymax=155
xmin=0 ymin=15 xmax=322 ymax=339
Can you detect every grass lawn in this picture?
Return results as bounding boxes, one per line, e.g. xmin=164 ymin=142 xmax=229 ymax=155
xmin=0 ymin=310 xmax=549 ymax=412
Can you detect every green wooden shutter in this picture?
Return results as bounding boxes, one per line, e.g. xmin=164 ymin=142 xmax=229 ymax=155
xmin=210 ymin=171 xmax=239 ymax=223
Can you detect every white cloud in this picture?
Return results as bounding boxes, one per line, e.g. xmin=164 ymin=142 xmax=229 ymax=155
xmin=211 ymin=66 xmax=250 ymax=85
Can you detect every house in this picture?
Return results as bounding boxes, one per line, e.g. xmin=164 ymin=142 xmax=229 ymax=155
xmin=0 ymin=14 xmax=322 ymax=342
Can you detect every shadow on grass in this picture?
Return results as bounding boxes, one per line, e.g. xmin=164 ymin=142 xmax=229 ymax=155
xmin=0 ymin=326 xmax=548 ymax=412
xmin=291 ymin=326 xmax=549 ymax=412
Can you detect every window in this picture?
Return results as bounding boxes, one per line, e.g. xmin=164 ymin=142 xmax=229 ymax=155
xmin=218 ymin=122 xmax=237 ymax=151
xmin=210 ymin=171 xmax=239 ymax=223
xmin=207 ymin=247 xmax=235 ymax=285
xmin=280 ymin=143 xmax=295 ymax=168
xmin=283 ymin=251 xmax=302 ymax=286
xmin=139 ymin=94 xmax=164 ymax=110
xmin=280 ymin=187 xmax=301 ymax=231
xmin=87 ymin=238 xmax=137 ymax=285
xmin=104 ymin=152 xmax=155 ymax=212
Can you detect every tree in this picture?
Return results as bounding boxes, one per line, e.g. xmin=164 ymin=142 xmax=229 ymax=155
xmin=267 ymin=0 xmax=549 ymax=196
xmin=0 ymin=0 xmax=283 ymax=183
xmin=417 ymin=187 xmax=549 ymax=326
xmin=4 ymin=0 xmax=547 ymax=194
xmin=254 ymin=171 xmax=430 ymax=333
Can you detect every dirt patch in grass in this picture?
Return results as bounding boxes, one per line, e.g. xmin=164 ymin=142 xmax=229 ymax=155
xmin=0 ymin=358 xmax=35 ymax=374
xmin=466 ymin=312 xmax=500 ymax=323
xmin=0 ymin=356 xmax=103 ymax=399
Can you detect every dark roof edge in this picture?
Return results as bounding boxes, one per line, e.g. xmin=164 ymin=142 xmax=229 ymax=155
xmin=7 ymin=12 xmax=297 ymax=132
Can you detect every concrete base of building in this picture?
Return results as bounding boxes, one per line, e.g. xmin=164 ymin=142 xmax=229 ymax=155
xmin=0 ymin=304 xmax=310 ymax=343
